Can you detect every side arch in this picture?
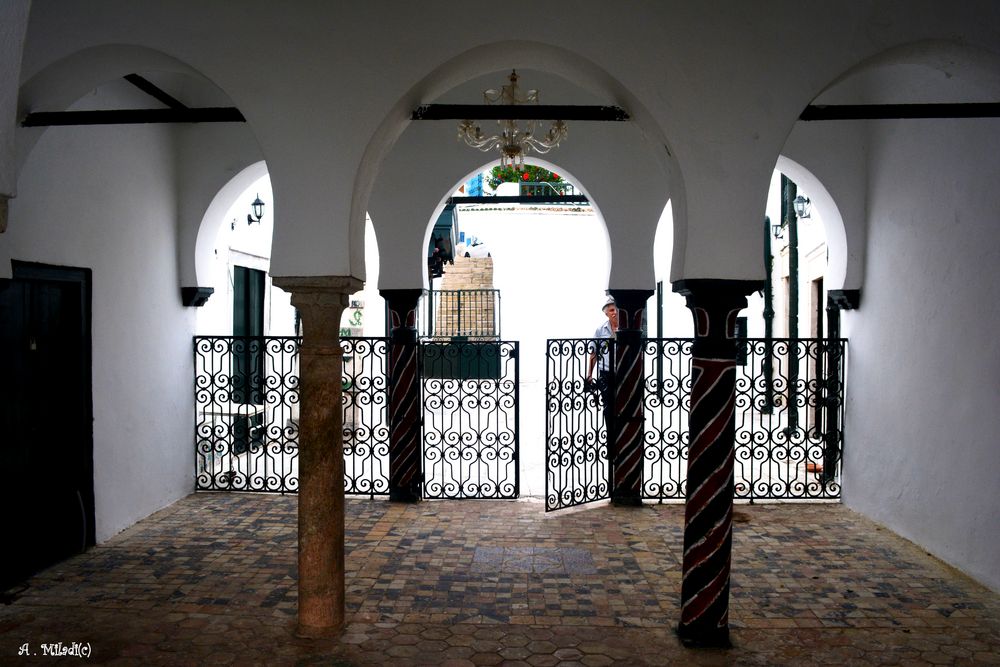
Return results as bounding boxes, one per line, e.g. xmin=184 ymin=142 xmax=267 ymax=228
xmin=192 ymin=161 xmax=269 ymax=289
xmin=774 ymin=156 xmax=849 ymax=291
xmin=18 ymin=43 xmax=268 ymax=295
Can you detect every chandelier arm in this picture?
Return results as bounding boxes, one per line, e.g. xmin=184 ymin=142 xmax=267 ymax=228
xmin=457 ymin=71 xmax=568 ymax=170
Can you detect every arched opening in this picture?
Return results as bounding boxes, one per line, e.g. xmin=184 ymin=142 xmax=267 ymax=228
xmin=415 ymin=159 xmax=612 ymax=496
xmin=365 ymin=59 xmax=675 ymax=504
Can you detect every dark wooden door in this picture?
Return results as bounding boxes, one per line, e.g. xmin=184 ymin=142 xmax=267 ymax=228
xmin=0 ymin=264 xmax=93 ymax=590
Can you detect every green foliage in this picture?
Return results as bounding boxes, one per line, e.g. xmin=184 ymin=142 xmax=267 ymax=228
xmin=487 ymin=164 xmax=563 ymax=190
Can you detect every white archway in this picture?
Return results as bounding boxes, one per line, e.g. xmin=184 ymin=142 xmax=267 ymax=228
xmin=354 ymin=43 xmax=682 ymax=292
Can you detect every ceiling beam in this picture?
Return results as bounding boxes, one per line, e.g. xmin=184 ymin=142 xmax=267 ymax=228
xmin=412 ymin=104 xmax=629 ymax=121
xmin=800 ymin=103 xmax=1000 ymax=121
xmin=21 ymin=107 xmax=246 ymax=127
xmin=123 ymin=73 xmax=188 ymax=109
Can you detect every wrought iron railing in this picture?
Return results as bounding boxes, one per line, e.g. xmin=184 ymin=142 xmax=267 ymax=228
xmin=520 ymin=181 xmax=576 ymax=197
xmin=194 ymin=336 xmax=518 ymax=499
xmin=422 ymin=289 xmax=500 ymax=340
xmin=194 ymin=336 xmax=388 ymax=495
xmin=546 ymin=337 xmax=846 ymax=509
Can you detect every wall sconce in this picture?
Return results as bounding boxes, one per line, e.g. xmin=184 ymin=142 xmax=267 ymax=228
xmin=772 ymin=222 xmax=784 ymax=238
xmin=793 ymin=195 xmax=811 ymax=219
xmin=247 ymin=194 xmax=265 ymax=225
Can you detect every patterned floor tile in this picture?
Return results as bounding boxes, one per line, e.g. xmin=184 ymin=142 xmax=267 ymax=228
xmin=0 ymin=495 xmax=998 ymax=665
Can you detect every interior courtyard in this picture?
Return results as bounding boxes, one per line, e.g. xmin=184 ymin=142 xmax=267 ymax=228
xmin=2 ymin=1 xmax=999 ymax=664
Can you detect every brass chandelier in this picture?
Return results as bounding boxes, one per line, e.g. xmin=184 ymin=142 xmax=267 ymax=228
xmin=457 ymin=70 xmax=568 ymax=170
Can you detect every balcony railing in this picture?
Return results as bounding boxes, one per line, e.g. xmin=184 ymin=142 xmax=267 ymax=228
xmin=519 ymin=181 xmax=576 ymax=198
xmin=421 ymin=288 xmax=500 ymax=340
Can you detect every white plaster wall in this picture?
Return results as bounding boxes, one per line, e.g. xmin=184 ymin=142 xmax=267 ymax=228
xmin=176 ymin=123 xmax=265 ymax=289
xmin=843 ymin=117 xmax=1000 ymax=591
xmin=1 ymin=83 xmax=194 ymax=542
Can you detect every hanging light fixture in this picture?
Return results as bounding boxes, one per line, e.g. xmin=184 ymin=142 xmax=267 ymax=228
xmin=457 ymin=70 xmax=568 ymax=171
xmin=247 ymin=194 xmax=265 ymax=226
xmin=793 ymin=194 xmax=811 ymax=219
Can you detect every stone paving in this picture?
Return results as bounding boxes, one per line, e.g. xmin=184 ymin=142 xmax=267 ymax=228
xmin=1 ymin=493 xmax=998 ymax=665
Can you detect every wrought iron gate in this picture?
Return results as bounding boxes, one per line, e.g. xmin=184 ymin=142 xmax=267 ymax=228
xmin=545 ymin=339 xmax=609 ymax=510
xmin=420 ymin=340 xmax=519 ymax=499
xmin=545 ymin=337 xmax=846 ymax=511
xmin=194 ymin=336 xmax=517 ymax=499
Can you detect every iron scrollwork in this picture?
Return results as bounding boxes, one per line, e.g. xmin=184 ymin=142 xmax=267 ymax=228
xmin=420 ymin=340 xmax=519 ymax=499
xmin=545 ymin=339 xmax=610 ymax=511
xmin=545 ymin=337 xmax=846 ymax=510
xmin=194 ymin=336 xmax=389 ymax=496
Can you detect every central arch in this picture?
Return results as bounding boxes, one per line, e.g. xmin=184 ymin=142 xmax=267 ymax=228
xmin=355 ymin=41 xmax=684 ymax=291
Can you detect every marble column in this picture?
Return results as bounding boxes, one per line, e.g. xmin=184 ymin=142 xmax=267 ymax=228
xmin=381 ymin=288 xmax=424 ymax=502
xmin=607 ymin=288 xmax=653 ymax=506
xmin=273 ymin=275 xmax=362 ymax=638
xmin=673 ymin=278 xmax=763 ymax=648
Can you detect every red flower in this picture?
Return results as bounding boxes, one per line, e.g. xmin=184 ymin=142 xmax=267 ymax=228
xmin=522 ymin=171 xmax=530 ymax=180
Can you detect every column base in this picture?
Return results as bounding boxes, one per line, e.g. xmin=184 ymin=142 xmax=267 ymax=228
xmin=610 ymin=493 xmax=643 ymax=507
xmin=295 ymin=621 xmax=343 ymax=639
xmin=389 ymin=488 xmax=421 ymax=503
xmin=676 ymin=623 xmax=731 ymax=649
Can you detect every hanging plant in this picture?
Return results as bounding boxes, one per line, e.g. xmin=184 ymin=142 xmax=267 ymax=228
xmin=487 ymin=164 xmax=563 ymax=189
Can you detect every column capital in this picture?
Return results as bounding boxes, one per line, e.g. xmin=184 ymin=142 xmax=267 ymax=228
xmin=273 ymin=275 xmax=364 ymax=310
xmin=673 ymin=279 xmax=764 ymax=358
xmin=608 ymin=288 xmax=654 ymax=333
xmin=381 ymin=288 xmax=424 ymax=341
xmin=672 ymin=278 xmax=765 ymax=310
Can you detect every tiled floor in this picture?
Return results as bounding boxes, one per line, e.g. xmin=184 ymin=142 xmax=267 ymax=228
xmin=1 ymin=494 xmax=998 ymax=665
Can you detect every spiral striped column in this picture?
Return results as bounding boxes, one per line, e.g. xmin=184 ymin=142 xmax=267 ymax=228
xmin=609 ymin=289 xmax=653 ymax=506
xmin=382 ymin=289 xmax=423 ymax=502
xmin=673 ymin=279 xmax=762 ymax=648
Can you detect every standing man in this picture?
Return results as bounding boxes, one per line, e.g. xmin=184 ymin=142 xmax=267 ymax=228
xmin=586 ymin=296 xmax=618 ymax=432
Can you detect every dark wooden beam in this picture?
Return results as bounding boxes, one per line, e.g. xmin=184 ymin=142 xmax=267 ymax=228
xmin=21 ymin=107 xmax=246 ymax=127
xmin=123 ymin=74 xmax=188 ymax=109
xmin=800 ymin=103 xmax=1000 ymax=121
xmin=412 ymin=104 xmax=629 ymax=121
xmin=447 ymin=195 xmax=590 ymax=205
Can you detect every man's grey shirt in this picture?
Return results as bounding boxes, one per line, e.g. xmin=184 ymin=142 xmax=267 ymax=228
xmin=593 ymin=320 xmax=615 ymax=373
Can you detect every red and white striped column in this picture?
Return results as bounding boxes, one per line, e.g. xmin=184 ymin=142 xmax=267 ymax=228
xmin=608 ymin=289 xmax=653 ymax=506
xmin=382 ymin=288 xmax=423 ymax=502
xmin=673 ymin=279 xmax=762 ymax=648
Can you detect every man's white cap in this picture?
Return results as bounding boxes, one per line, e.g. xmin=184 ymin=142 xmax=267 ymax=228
xmin=602 ymin=295 xmax=616 ymax=312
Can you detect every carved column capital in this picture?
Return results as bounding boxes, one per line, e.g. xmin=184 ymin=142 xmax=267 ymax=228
xmin=273 ymin=275 xmax=363 ymax=348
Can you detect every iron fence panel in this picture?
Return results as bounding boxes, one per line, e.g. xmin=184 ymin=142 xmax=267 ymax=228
xmin=194 ymin=337 xmax=300 ymax=493
xmin=342 ymin=337 xmax=390 ymax=495
xmin=194 ymin=336 xmax=389 ymax=496
xmin=420 ymin=341 xmax=519 ymax=499
xmin=545 ymin=337 xmax=845 ymax=510
xmin=643 ymin=338 xmax=692 ymax=499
